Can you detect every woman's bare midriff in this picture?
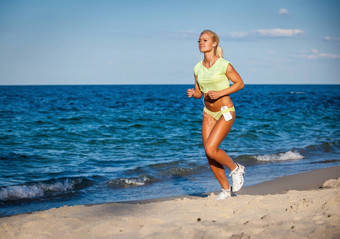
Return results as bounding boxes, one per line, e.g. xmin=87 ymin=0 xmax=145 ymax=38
xmin=203 ymin=94 xmax=234 ymax=112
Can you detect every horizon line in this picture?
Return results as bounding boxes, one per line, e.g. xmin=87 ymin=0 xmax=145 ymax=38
xmin=1 ymin=83 xmax=340 ymax=87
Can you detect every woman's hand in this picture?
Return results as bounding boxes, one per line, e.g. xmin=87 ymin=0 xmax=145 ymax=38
xmin=187 ymin=88 xmax=195 ymax=98
xmin=206 ymin=91 xmax=221 ymax=100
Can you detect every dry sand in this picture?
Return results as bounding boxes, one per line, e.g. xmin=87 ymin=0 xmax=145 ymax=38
xmin=1 ymin=166 xmax=339 ymax=239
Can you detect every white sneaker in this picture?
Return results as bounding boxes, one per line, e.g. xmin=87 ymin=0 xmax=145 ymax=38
xmin=229 ymin=163 xmax=245 ymax=192
xmin=216 ymin=188 xmax=232 ymax=200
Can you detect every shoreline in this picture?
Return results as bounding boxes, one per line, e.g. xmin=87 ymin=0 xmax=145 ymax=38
xmin=98 ymin=165 xmax=340 ymax=205
xmin=1 ymin=166 xmax=339 ymax=239
xmin=237 ymin=165 xmax=340 ymax=195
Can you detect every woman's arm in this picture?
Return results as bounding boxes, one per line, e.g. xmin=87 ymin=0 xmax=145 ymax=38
xmin=206 ymin=64 xmax=244 ymax=100
xmin=187 ymin=75 xmax=202 ymax=99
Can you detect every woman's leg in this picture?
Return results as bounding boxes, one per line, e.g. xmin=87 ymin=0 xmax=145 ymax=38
xmin=204 ymin=111 xmax=237 ymax=170
xmin=202 ymin=111 xmax=237 ymax=189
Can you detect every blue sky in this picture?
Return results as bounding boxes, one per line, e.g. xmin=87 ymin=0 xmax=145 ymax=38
xmin=0 ymin=0 xmax=339 ymax=85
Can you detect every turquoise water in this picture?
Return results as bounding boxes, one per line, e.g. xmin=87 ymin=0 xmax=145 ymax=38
xmin=0 ymin=85 xmax=339 ymax=216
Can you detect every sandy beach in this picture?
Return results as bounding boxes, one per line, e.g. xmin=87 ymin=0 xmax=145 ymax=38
xmin=1 ymin=166 xmax=339 ymax=239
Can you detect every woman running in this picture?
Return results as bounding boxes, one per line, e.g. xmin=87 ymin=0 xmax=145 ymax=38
xmin=187 ymin=30 xmax=245 ymax=200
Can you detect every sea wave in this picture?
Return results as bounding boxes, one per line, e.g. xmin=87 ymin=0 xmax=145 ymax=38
xmin=304 ymin=140 xmax=339 ymax=153
xmin=107 ymin=176 xmax=153 ymax=189
xmin=167 ymin=167 xmax=196 ymax=177
xmin=0 ymin=178 xmax=84 ymax=201
xmin=131 ymin=161 xmax=207 ymax=179
xmin=290 ymin=91 xmax=305 ymax=94
xmin=255 ymin=151 xmax=304 ymax=162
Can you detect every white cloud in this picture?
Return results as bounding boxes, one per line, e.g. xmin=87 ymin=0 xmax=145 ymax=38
xmin=255 ymin=29 xmax=303 ymax=37
xmin=170 ymin=30 xmax=198 ymax=39
xmin=172 ymin=28 xmax=304 ymax=40
xmin=279 ymin=8 xmax=289 ymax=15
xmin=221 ymin=28 xmax=304 ymax=39
xmin=319 ymin=52 xmax=340 ymax=59
xmin=296 ymin=49 xmax=340 ymax=59
xmin=229 ymin=31 xmax=249 ymax=38
xmin=324 ymin=36 xmax=340 ymax=41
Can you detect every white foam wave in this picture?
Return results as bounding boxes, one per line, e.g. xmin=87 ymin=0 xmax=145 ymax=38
xmin=107 ymin=176 xmax=150 ymax=188
xmin=290 ymin=91 xmax=304 ymax=94
xmin=121 ymin=177 xmax=149 ymax=186
xmin=255 ymin=151 xmax=304 ymax=162
xmin=0 ymin=179 xmax=78 ymax=201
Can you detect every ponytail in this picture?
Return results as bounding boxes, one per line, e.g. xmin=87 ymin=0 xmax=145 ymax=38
xmin=215 ymin=46 xmax=223 ymax=58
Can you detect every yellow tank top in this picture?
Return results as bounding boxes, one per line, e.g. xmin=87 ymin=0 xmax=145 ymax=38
xmin=193 ymin=58 xmax=230 ymax=93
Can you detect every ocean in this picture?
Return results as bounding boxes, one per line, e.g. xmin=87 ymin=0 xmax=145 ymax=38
xmin=0 ymin=85 xmax=339 ymax=216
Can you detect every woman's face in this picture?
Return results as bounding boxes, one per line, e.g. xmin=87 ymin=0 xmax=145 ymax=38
xmin=198 ymin=33 xmax=215 ymax=53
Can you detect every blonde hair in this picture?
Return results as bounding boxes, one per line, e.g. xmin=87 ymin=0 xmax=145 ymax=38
xmin=200 ymin=30 xmax=223 ymax=58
